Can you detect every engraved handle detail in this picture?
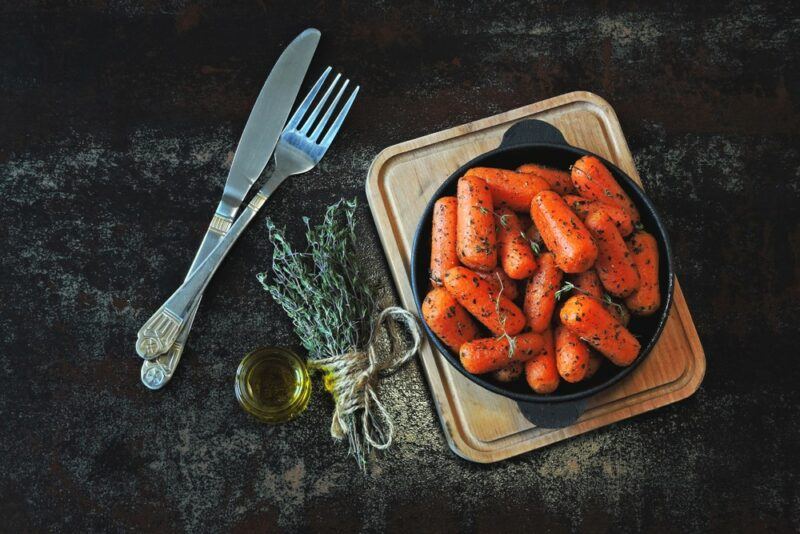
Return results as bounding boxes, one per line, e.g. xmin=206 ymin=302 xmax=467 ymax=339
xmin=135 ymin=308 xmax=183 ymax=359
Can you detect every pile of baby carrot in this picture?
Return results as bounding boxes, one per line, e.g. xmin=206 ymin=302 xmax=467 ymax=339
xmin=421 ymin=156 xmax=661 ymax=393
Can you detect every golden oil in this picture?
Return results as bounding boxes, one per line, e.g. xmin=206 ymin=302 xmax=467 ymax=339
xmin=235 ymin=347 xmax=310 ymax=423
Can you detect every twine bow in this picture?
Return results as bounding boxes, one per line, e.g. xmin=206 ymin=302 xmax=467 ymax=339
xmin=308 ymin=306 xmax=421 ymax=464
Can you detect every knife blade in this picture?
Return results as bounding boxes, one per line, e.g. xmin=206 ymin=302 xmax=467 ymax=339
xmin=136 ymin=28 xmax=320 ymax=381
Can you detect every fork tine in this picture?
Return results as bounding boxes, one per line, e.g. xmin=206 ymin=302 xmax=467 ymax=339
xmin=318 ymin=85 xmax=359 ymax=150
xmin=285 ymin=66 xmax=332 ymax=131
xmin=299 ymin=72 xmax=341 ymax=134
xmin=310 ymin=78 xmax=349 ymax=142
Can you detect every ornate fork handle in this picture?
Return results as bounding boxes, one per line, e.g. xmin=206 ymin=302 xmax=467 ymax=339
xmin=135 ymin=182 xmax=280 ymax=357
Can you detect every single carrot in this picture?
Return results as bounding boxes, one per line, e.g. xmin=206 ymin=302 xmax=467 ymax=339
xmin=625 ymin=231 xmax=662 ymax=316
xmin=524 ymin=329 xmax=559 ymax=393
xmin=585 ymin=209 xmax=640 ymax=297
xmin=605 ymin=298 xmax=631 ymax=326
xmin=584 ymin=351 xmax=603 ymax=380
xmin=460 ymin=332 xmax=544 ymax=374
xmin=443 ymin=266 xmax=526 ymax=336
xmin=563 ymin=194 xmax=634 ymax=237
xmin=559 ymin=295 xmax=640 ymax=366
xmin=524 ymin=252 xmax=563 ymax=333
xmin=525 ymin=223 xmax=543 ymax=248
xmin=430 ymin=196 xmax=460 ymax=286
xmin=530 ymin=190 xmax=598 ymax=273
xmin=569 ymin=270 xmax=603 ymax=300
xmin=457 ymin=175 xmax=497 ymax=271
xmin=571 ymin=155 xmax=640 ymax=222
xmin=492 ymin=360 xmax=523 ymax=382
xmin=555 ymin=325 xmax=590 ymax=383
xmin=496 ymin=208 xmax=537 ymax=280
xmin=422 ymin=288 xmax=479 ymax=353
xmin=465 ymin=167 xmax=550 ymax=212
xmin=475 ymin=268 xmax=519 ymax=300
xmin=517 ymin=163 xmax=575 ymax=195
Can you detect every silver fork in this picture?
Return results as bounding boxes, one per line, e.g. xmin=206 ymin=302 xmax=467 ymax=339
xmin=135 ymin=69 xmax=359 ymax=359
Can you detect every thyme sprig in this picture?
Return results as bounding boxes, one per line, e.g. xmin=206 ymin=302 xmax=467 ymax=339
xmin=257 ymin=199 xmax=377 ymax=467
xmin=493 ymin=272 xmax=516 ymax=358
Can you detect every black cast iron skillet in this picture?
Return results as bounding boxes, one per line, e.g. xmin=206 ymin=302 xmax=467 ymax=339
xmin=411 ymin=120 xmax=675 ymax=428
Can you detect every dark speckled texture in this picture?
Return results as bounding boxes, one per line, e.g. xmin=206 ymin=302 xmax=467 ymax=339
xmin=1 ymin=1 xmax=799 ymax=532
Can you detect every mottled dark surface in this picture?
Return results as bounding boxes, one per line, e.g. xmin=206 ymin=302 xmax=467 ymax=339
xmin=1 ymin=1 xmax=799 ymax=532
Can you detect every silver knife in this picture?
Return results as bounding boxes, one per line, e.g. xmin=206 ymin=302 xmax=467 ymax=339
xmin=137 ymin=28 xmax=320 ymax=388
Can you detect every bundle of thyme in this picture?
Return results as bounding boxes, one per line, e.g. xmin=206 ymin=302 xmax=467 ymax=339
xmin=257 ymin=198 xmax=419 ymax=469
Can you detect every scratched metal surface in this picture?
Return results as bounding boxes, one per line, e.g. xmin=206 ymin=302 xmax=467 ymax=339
xmin=1 ymin=1 xmax=798 ymax=532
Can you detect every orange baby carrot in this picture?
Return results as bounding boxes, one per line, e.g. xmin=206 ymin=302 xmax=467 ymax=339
xmin=555 ymin=325 xmax=590 ymax=383
xmin=571 ymin=155 xmax=640 ymax=223
xmin=524 ymin=252 xmax=563 ymax=333
xmin=530 ymin=190 xmax=598 ymax=273
xmin=559 ymin=295 xmax=640 ymax=366
xmin=496 ymin=208 xmax=537 ymax=280
xmin=524 ymin=329 xmax=559 ymax=393
xmin=457 ymin=175 xmax=497 ymax=271
xmin=443 ymin=266 xmax=525 ymax=336
xmin=430 ymin=196 xmax=460 ymax=286
xmin=422 ymin=288 xmax=479 ymax=353
xmin=625 ymin=231 xmax=662 ymax=316
xmin=460 ymin=332 xmax=544 ymax=375
xmin=605 ymin=298 xmax=631 ymax=326
xmin=563 ymin=194 xmax=634 ymax=237
xmin=585 ymin=209 xmax=640 ymax=298
xmin=492 ymin=360 xmax=524 ymax=382
xmin=569 ymin=270 xmax=603 ymax=300
xmin=516 ymin=163 xmax=575 ymax=195
xmin=475 ymin=268 xmax=519 ymax=300
xmin=465 ymin=167 xmax=550 ymax=212
xmin=583 ymin=351 xmax=603 ymax=380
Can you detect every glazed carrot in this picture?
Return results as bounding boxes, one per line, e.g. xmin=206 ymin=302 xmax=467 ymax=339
xmin=430 ymin=196 xmax=460 ymax=286
xmin=569 ymin=270 xmax=603 ymax=300
xmin=475 ymin=268 xmax=519 ymax=300
xmin=625 ymin=231 xmax=662 ymax=316
xmin=584 ymin=351 xmax=603 ymax=380
xmin=555 ymin=325 xmax=590 ymax=383
xmin=422 ymin=288 xmax=479 ymax=353
xmin=443 ymin=266 xmax=525 ymax=336
xmin=524 ymin=329 xmax=559 ymax=393
xmin=605 ymin=299 xmax=631 ymax=326
xmin=524 ymin=252 xmax=563 ymax=333
xmin=492 ymin=360 xmax=523 ymax=382
xmin=563 ymin=194 xmax=634 ymax=237
xmin=517 ymin=163 xmax=575 ymax=195
xmin=460 ymin=332 xmax=544 ymax=375
xmin=465 ymin=167 xmax=550 ymax=212
xmin=585 ymin=209 xmax=640 ymax=297
xmin=559 ymin=295 xmax=640 ymax=366
xmin=525 ymin=223 xmax=543 ymax=247
xmin=530 ymin=190 xmax=598 ymax=273
xmin=496 ymin=208 xmax=537 ymax=279
xmin=457 ymin=175 xmax=497 ymax=271
xmin=571 ymin=155 xmax=640 ymax=223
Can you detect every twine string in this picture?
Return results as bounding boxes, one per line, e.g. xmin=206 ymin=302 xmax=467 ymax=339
xmin=309 ymin=306 xmax=421 ymax=455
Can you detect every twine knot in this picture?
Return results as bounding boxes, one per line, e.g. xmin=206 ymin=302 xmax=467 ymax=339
xmin=308 ymin=306 xmax=421 ymax=466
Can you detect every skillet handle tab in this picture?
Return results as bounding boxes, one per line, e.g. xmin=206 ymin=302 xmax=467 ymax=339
xmin=517 ymin=398 xmax=587 ymax=428
xmin=499 ymin=119 xmax=568 ymax=148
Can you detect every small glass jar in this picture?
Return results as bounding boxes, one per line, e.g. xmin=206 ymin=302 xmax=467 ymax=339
xmin=234 ymin=347 xmax=311 ymax=423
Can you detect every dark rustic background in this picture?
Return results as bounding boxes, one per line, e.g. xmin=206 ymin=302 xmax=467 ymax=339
xmin=1 ymin=1 xmax=798 ymax=532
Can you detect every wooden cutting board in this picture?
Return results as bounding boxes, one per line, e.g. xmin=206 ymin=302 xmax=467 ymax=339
xmin=366 ymin=91 xmax=706 ymax=463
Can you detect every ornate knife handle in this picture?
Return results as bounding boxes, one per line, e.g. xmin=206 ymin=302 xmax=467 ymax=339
xmin=135 ymin=193 xmax=268 ymax=359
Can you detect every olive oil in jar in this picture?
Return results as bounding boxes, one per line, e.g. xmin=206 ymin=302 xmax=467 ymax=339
xmin=235 ymin=347 xmax=310 ymax=423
